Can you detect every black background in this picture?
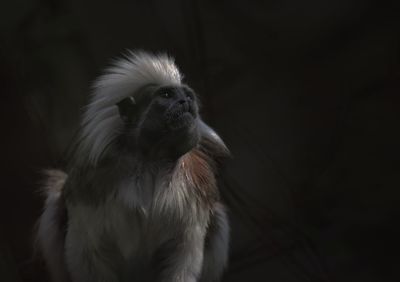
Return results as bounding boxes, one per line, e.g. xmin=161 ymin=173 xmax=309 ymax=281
xmin=1 ymin=1 xmax=400 ymax=281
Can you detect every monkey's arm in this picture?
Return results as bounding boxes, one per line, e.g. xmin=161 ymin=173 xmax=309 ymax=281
xmin=200 ymin=202 xmax=229 ymax=282
xmin=157 ymin=223 xmax=207 ymax=282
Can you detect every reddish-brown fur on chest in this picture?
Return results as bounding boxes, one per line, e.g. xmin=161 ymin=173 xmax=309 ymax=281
xmin=179 ymin=149 xmax=219 ymax=206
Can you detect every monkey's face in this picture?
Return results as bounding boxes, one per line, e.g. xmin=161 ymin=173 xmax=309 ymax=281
xmin=117 ymin=85 xmax=200 ymax=160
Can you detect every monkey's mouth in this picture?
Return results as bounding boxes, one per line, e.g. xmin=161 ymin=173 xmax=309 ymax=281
xmin=166 ymin=111 xmax=194 ymax=130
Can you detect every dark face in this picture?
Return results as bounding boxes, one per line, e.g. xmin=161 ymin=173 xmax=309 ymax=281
xmin=117 ymin=84 xmax=200 ymax=160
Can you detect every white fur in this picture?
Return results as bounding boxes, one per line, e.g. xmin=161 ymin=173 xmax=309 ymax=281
xmin=65 ymin=199 xmax=140 ymax=282
xmin=77 ymin=51 xmax=182 ymax=165
xmin=65 ymin=164 xmax=210 ymax=282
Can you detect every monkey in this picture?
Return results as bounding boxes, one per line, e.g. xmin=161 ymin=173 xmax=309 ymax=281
xmin=36 ymin=51 xmax=229 ymax=282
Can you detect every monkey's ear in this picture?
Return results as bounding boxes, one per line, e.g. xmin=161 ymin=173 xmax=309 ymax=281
xmin=117 ymin=96 xmax=136 ymax=121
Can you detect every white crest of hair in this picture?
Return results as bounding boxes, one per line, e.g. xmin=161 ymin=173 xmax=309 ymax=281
xmin=76 ymin=51 xmax=183 ymax=165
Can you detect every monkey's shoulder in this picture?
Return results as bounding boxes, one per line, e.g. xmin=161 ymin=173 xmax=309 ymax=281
xmin=178 ymin=148 xmax=221 ymax=204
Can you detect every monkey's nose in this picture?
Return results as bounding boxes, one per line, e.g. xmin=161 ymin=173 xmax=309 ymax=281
xmin=178 ymin=98 xmax=190 ymax=111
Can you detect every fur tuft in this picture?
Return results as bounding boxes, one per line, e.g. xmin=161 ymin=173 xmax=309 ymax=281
xmin=37 ymin=169 xmax=69 ymax=282
xmin=41 ymin=169 xmax=68 ymax=196
xmin=76 ymin=51 xmax=183 ymax=165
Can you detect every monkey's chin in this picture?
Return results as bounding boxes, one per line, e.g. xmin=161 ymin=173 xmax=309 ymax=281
xmin=167 ymin=112 xmax=195 ymax=131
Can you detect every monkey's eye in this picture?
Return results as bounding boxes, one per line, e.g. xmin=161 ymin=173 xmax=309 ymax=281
xmin=160 ymin=92 xmax=171 ymax=98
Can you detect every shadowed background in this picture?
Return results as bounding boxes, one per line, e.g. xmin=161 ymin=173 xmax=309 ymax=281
xmin=1 ymin=0 xmax=399 ymax=281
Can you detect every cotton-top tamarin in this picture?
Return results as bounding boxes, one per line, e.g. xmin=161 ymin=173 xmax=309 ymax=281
xmin=36 ymin=51 xmax=229 ymax=282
